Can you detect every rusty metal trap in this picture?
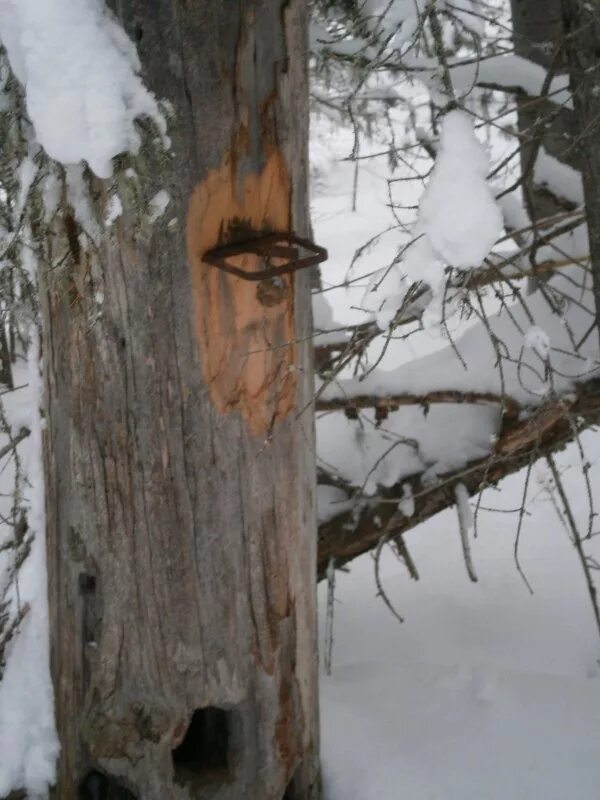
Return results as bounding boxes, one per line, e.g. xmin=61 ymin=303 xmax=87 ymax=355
xmin=203 ymin=232 xmax=327 ymax=281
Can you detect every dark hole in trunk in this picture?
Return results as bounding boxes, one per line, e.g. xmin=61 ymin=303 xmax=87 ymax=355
xmin=78 ymin=770 xmax=138 ymax=800
xmin=282 ymin=767 xmax=300 ymax=800
xmin=172 ymin=706 xmax=232 ymax=787
xmin=283 ymin=783 xmax=294 ymax=799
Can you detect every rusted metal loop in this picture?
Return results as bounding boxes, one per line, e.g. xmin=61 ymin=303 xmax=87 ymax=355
xmin=203 ymin=232 xmax=328 ymax=282
xmin=261 ymin=245 xmax=299 ymax=260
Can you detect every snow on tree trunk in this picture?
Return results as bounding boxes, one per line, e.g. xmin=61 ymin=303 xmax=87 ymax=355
xmin=40 ymin=2 xmax=319 ymax=798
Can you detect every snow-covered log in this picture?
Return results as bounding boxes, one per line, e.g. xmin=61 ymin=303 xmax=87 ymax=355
xmin=318 ymin=377 xmax=600 ymax=576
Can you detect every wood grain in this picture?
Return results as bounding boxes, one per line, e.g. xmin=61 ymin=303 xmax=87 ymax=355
xmin=41 ymin=2 xmax=320 ymax=799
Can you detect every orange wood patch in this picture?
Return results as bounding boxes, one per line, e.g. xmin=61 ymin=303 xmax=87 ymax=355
xmin=186 ymin=149 xmax=297 ymax=436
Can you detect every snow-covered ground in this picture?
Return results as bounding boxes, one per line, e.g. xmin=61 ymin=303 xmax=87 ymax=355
xmin=313 ymin=108 xmax=600 ymax=800
xmin=319 ymin=439 xmax=600 ymax=800
xmin=0 ymin=361 xmax=58 ymax=798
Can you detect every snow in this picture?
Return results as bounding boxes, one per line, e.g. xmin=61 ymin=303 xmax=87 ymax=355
xmin=0 ymin=0 xmax=166 ymax=178
xmin=534 ymin=147 xmax=584 ymax=205
xmin=105 ymin=192 xmax=123 ymax=226
xmin=321 ymin=262 xmax=597 ymax=409
xmin=318 ymin=485 xmax=354 ymax=523
xmin=312 ymin=102 xmax=523 ymax=498
xmin=63 ymin=164 xmax=102 ymax=246
xmin=312 ymin=77 xmax=600 ymax=800
xmin=525 ymin=325 xmax=551 ymax=360
xmin=461 ymin=53 xmax=572 ymax=107
xmin=406 ymin=51 xmax=573 ymax=109
xmin=0 ymin=345 xmax=59 ymax=798
xmin=410 ymin=110 xmax=503 ymax=269
xmin=402 ymin=111 xmax=503 ymax=301
xmin=398 ymin=482 xmax=414 ymax=518
xmin=320 ymin=434 xmax=600 ymax=800
xmin=148 ymin=189 xmax=171 ymax=222
xmin=317 ymin=403 xmax=499 ymax=492
xmin=497 ymin=191 xmax=530 ymax=234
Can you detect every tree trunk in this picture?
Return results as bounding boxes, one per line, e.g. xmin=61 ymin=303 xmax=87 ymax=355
xmin=562 ymin=0 xmax=600 ymax=348
xmin=42 ymin=2 xmax=320 ymax=799
xmin=510 ymin=0 xmax=578 ymax=219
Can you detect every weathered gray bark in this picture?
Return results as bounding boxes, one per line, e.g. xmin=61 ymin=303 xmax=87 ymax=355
xmin=562 ymin=0 xmax=600 ymax=348
xmin=42 ymin=2 xmax=319 ymax=799
xmin=510 ymin=0 xmax=578 ymax=219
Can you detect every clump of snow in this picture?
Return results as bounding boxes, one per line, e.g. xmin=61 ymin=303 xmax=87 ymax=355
xmin=403 ymin=111 xmax=503 ymax=292
xmin=148 ymin=189 xmax=171 ymax=223
xmin=534 ymin=148 xmax=584 ymax=205
xmin=42 ymin=171 xmax=61 ymax=223
xmin=398 ymin=111 xmax=503 ymax=332
xmin=525 ymin=326 xmax=551 ymax=361
xmin=398 ymin=482 xmax=415 ymax=518
xmin=105 ymin=192 xmax=123 ymax=226
xmin=318 ymin=485 xmax=353 ymax=523
xmin=0 ymin=0 xmax=167 ymax=178
xmin=314 ymin=291 xmax=350 ymax=347
xmin=497 ymin=192 xmax=530 ymax=236
xmin=362 ymin=263 xmax=411 ymax=332
xmin=317 ymin=404 xmax=499 ymax=494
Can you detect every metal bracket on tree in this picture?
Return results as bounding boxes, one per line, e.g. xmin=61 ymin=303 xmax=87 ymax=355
xmin=203 ymin=232 xmax=328 ymax=281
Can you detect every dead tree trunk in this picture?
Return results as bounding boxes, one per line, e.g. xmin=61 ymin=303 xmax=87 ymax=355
xmin=562 ymin=0 xmax=600 ymax=347
xmin=42 ymin=2 xmax=319 ymax=799
xmin=510 ymin=0 xmax=579 ymax=219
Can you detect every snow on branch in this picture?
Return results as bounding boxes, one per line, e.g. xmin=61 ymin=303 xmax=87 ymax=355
xmin=401 ymin=110 xmax=503 ymax=318
xmin=320 ymin=263 xmax=597 ymax=410
xmin=419 ymin=53 xmax=572 ymax=107
xmin=316 ymin=389 xmax=519 ymax=420
xmin=0 ymin=0 xmax=167 ymax=177
xmin=317 ymin=377 xmax=600 ymax=577
xmin=533 ymin=148 xmax=584 ymax=207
